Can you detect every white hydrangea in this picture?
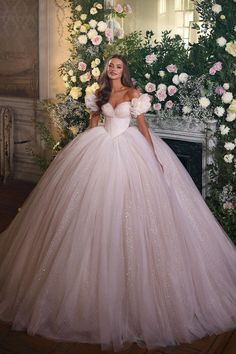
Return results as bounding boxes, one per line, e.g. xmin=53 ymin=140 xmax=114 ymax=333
xmin=214 ymin=106 xmax=225 ymax=117
xmin=199 ymin=97 xmax=210 ymax=108
xmin=212 ymin=4 xmax=222 ymax=13
xmin=62 ymin=74 xmax=68 ymax=82
xmin=222 ymin=92 xmax=233 ymax=104
xmin=179 ymin=73 xmax=188 ymax=83
xmin=226 ymin=112 xmax=236 ymax=122
xmin=216 ymin=37 xmax=227 ymax=47
xmin=224 ymin=142 xmax=235 ymax=151
xmin=68 ymin=69 xmax=74 ymax=76
xmin=224 ymin=154 xmax=234 ymax=163
xmin=172 ymin=74 xmax=180 ymax=85
xmin=71 ymin=76 xmax=77 ymax=83
xmin=219 ymin=124 xmax=230 ymax=135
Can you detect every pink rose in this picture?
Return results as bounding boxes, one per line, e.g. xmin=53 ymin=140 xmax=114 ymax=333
xmin=209 ymin=67 xmax=216 ymax=75
xmin=167 ymin=85 xmax=178 ymax=96
xmin=153 ymin=103 xmax=162 ymax=111
xmin=78 ymin=61 xmax=87 ymax=71
xmin=115 ymin=4 xmax=123 ymax=13
xmin=91 ymin=35 xmax=102 ymax=45
xmin=145 ymin=53 xmax=157 ymax=64
xmin=166 ymin=64 xmax=177 ymax=73
xmin=145 ymin=82 xmax=156 ymax=93
xmin=165 ymin=100 xmax=174 ymax=109
xmin=215 ymin=86 xmax=225 ymax=95
xmin=155 ymin=89 xmax=167 ymax=102
xmin=213 ymin=61 xmax=223 ymax=71
xmin=105 ymin=28 xmax=113 ymax=40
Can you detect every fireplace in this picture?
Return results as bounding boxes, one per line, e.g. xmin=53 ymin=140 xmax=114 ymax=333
xmin=146 ymin=114 xmax=217 ymax=198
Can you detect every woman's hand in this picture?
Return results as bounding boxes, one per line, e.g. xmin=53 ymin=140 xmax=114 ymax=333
xmin=89 ymin=111 xmax=100 ymax=128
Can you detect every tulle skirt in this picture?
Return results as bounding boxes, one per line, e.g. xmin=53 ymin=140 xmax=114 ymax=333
xmin=0 ymin=125 xmax=235 ymax=352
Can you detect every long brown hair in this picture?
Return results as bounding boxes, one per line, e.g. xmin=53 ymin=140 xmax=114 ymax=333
xmin=96 ymin=54 xmax=134 ymax=110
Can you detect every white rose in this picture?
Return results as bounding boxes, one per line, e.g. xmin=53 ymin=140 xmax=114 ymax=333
xmin=62 ymin=74 xmax=68 ymax=82
xmin=226 ymin=112 xmax=236 ymax=122
xmin=178 ymin=73 xmax=188 ymax=83
xmin=71 ymin=76 xmax=77 ymax=83
xmin=224 ymin=142 xmax=235 ymax=151
xmin=96 ymin=3 xmax=103 ymax=9
xmin=223 ymin=83 xmax=230 ymax=90
xmin=219 ymin=124 xmax=230 ymax=135
xmin=80 ymin=14 xmax=87 ymax=20
xmin=68 ymin=69 xmax=74 ymax=76
xmin=92 ymin=67 xmax=100 ymax=77
xmin=97 ymin=21 xmax=107 ymax=32
xmin=214 ymin=106 xmax=225 ymax=117
xmin=172 ymin=74 xmax=180 ymax=85
xmin=74 ymin=20 xmax=82 ymax=31
xmin=225 ymin=41 xmax=236 ymax=57
xmin=212 ymin=4 xmax=222 ymax=13
xmin=158 ymin=70 xmax=165 ymax=77
xmin=87 ymin=29 xmax=98 ymax=39
xmin=182 ymin=106 xmax=192 ymax=114
xmin=80 ymin=25 xmax=87 ymax=33
xmin=199 ymin=97 xmax=210 ymax=108
xmin=78 ymin=34 xmax=88 ymax=45
xmin=89 ymin=19 xmax=97 ymax=28
xmin=69 ymin=87 xmax=82 ymax=100
xmin=157 ymin=83 xmax=167 ymax=91
xmin=145 ymin=73 xmax=150 ymax=79
xmin=75 ymin=5 xmax=82 ymax=12
xmin=90 ymin=7 xmax=98 ymax=15
xmin=216 ymin=36 xmax=227 ymax=47
xmin=223 ymin=154 xmax=234 ymax=163
xmin=222 ymin=92 xmax=233 ymax=104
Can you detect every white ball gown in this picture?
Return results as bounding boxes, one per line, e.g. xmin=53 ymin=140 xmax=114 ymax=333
xmin=0 ymin=93 xmax=235 ymax=352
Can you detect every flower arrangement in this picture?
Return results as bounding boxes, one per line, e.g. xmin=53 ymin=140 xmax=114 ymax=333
xmin=38 ymin=0 xmax=236 ymax=241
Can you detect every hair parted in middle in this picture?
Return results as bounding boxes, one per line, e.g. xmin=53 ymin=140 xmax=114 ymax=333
xmin=96 ymin=54 xmax=134 ymax=110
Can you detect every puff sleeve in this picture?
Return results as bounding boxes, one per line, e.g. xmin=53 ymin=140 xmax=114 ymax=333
xmin=85 ymin=92 xmax=99 ymax=112
xmin=130 ymin=94 xmax=151 ymax=118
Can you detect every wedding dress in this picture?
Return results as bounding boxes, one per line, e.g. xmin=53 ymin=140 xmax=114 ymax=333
xmin=0 ymin=93 xmax=235 ymax=352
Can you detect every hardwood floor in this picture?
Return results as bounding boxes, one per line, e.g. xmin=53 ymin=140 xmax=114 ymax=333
xmin=0 ymin=179 xmax=235 ymax=354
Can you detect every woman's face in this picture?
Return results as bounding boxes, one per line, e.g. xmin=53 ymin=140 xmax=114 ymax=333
xmin=106 ymin=58 xmax=124 ymax=80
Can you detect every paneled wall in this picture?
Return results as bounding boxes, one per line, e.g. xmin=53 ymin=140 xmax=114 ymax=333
xmin=0 ymin=0 xmax=39 ymax=98
xmin=0 ymin=0 xmax=70 ymax=182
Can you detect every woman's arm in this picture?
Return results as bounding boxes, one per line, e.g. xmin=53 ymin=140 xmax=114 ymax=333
xmin=136 ymin=114 xmax=154 ymax=150
xmin=88 ymin=111 xmax=100 ymax=128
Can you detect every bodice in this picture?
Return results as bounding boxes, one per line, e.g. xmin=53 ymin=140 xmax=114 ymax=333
xmin=102 ymin=101 xmax=132 ymax=138
xmin=85 ymin=92 xmax=151 ymax=138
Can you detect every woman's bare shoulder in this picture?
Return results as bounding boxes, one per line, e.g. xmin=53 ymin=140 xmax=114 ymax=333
xmin=127 ymin=87 xmax=141 ymax=99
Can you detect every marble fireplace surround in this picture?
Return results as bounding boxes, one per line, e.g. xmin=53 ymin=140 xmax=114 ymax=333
xmin=146 ymin=114 xmax=217 ymax=198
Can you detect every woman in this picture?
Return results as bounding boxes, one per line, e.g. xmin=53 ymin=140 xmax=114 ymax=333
xmin=0 ymin=54 xmax=235 ymax=353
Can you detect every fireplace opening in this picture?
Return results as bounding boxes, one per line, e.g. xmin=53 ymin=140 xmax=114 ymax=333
xmin=163 ymin=138 xmax=202 ymax=193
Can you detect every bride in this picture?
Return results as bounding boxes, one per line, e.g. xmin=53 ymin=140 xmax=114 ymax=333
xmin=0 ymin=54 xmax=235 ymax=353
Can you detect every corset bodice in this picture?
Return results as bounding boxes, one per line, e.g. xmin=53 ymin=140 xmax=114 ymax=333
xmin=102 ymin=101 xmax=132 ymax=138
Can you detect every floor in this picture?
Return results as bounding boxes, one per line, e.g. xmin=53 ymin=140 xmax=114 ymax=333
xmin=0 ymin=179 xmax=235 ymax=354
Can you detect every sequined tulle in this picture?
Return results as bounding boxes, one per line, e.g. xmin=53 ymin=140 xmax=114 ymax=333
xmin=0 ymin=95 xmax=235 ymax=352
